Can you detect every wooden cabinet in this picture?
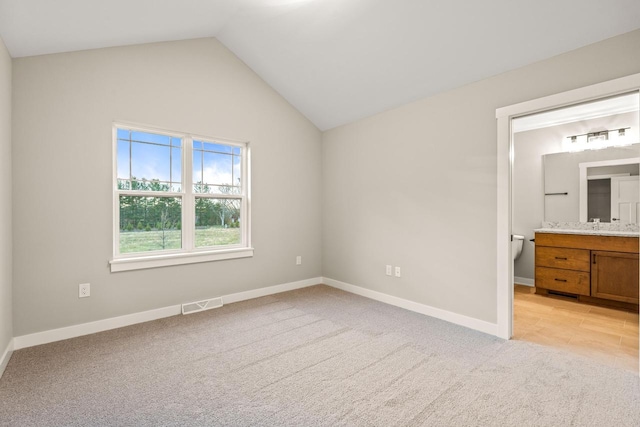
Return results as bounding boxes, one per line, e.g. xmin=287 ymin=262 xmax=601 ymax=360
xmin=591 ymin=251 xmax=639 ymax=304
xmin=535 ymin=232 xmax=639 ymax=307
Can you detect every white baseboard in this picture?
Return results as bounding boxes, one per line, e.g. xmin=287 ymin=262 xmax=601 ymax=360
xmin=13 ymin=277 xmax=322 ymax=351
xmin=0 ymin=338 xmax=13 ymax=379
xmin=322 ymin=277 xmax=498 ymax=337
xmin=12 ymin=276 xmax=496 ymax=350
xmin=514 ymin=276 xmax=535 ymax=287
xmin=14 ymin=305 xmax=182 ymax=350
xmin=223 ymin=277 xmax=322 ymax=304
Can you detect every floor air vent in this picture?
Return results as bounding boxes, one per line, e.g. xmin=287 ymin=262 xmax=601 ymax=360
xmin=182 ymin=297 xmax=223 ymax=315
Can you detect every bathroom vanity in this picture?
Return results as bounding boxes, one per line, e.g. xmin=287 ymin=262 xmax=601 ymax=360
xmin=534 ymin=230 xmax=639 ymax=308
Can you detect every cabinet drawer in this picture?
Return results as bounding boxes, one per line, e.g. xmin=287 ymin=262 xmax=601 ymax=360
xmin=535 ymin=267 xmax=590 ymax=296
xmin=535 ymin=246 xmax=591 ymax=272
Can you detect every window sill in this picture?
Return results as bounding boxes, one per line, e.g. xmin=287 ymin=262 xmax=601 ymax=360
xmin=110 ymin=248 xmax=254 ymax=272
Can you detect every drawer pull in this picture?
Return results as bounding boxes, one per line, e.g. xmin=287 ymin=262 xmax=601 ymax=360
xmin=554 ymin=278 xmax=567 ymax=282
xmin=554 ymin=257 xmax=567 ymax=260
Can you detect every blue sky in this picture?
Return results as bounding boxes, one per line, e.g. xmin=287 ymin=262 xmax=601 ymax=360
xmin=117 ymin=129 xmax=241 ymax=191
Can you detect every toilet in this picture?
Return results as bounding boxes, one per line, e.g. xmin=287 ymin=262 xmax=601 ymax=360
xmin=512 ymin=234 xmax=525 ymax=261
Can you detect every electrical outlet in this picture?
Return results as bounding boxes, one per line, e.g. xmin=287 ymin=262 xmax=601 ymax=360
xmin=79 ymin=283 xmax=90 ymax=298
xmin=296 ymin=255 xmax=302 ymax=265
xmin=385 ymin=265 xmax=392 ymax=276
xmin=394 ymin=267 xmax=401 ymax=278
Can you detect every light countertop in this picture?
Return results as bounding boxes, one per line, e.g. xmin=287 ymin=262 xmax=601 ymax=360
xmin=534 ymin=228 xmax=639 ymax=237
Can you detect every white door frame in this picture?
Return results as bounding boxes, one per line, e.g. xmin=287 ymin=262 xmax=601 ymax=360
xmin=495 ymin=72 xmax=640 ymax=341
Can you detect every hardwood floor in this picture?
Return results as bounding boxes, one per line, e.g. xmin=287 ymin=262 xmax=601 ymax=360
xmin=513 ymin=284 xmax=639 ymax=373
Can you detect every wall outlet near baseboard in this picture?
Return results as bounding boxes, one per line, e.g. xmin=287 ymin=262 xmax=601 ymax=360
xmin=394 ymin=267 xmax=401 ymax=278
xmin=79 ymin=283 xmax=90 ymax=298
xmin=296 ymin=255 xmax=302 ymax=265
xmin=385 ymin=265 xmax=392 ymax=276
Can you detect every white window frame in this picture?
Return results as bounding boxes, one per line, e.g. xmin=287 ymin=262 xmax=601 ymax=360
xmin=110 ymin=122 xmax=253 ymax=272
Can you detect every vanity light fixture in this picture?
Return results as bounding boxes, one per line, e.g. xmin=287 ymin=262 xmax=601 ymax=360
xmin=587 ymin=131 xmax=608 ymax=143
xmin=564 ymin=126 xmax=632 ymax=152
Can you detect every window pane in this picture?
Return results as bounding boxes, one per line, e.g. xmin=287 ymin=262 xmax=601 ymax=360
xmin=119 ymin=196 xmax=182 ymax=254
xmin=131 ymin=131 xmax=171 ymax=145
xmin=116 ymin=129 xmax=183 ymax=193
xmin=203 ymin=142 xmax=232 ymax=154
xmin=193 ymin=149 xmax=203 ymax=188
xmin=117 ymin=140 xmax=130 ymax=182
xmin=125 ymin=138 xmax=182 ymax=192
xmin=192 ymin=140 xmax=243 ymax=194
xmin=203 ymin=151 xmax=233 ymax=185
xmin=132 ymin=142 xmax=170 ymax=182
xmin=208 ymin=185 xmax=241 ymax=195
xmin=195 ymin=198 xmax=241 ymax=247
xmin=232 ymin=155 xmax=241 ymax=188
xmin=117 ymin=128 xmax=130 ymax=140
xmin=171 ymin=147 xmax=181 ymax=191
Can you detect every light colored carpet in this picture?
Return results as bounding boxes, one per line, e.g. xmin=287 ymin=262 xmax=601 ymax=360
xmin=0 ymin=284 xmax=638 ymax=426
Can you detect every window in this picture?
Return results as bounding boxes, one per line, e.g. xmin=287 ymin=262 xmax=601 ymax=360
xmin=110 ymin=123 xmax=252 ymax=272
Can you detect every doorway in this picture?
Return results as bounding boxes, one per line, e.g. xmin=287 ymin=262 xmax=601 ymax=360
xmin=496 ymin=73 xmax=640 ymax=373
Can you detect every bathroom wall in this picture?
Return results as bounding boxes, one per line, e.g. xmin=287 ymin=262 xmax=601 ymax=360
xmin=513 ymin=112 xmax=639 ymax=283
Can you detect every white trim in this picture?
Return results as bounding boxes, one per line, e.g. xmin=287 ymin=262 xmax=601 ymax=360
xmin=588 ymin=173 xmax=630 ymax=180
xmin=223 ymin=277 xmax=321 ymax=304
xmin=579 ymin=158 xmax=640 ymax=222
xmin=110 ymin=247 xmax=254 ymax=272
xmin=496 ymin=74 xmax=640 ymax=119
xmin=183 ymin=129 xmax=194 ymax=252
xmin=244 ymin=143 xmax=252 ymax=250
xmin=0 ymin=338 xmax=14 ymax=379
xmin=322 ymin=277 xmax=498 ymax=336
xmin=12 ymin=277 xmax=322 ymax=350
xmin=112 ymin=122 xmax=252 ymax=269
xmin=496 ymin=115 xmax=513 ymax=340
xmin=112 ymin=125 xmax=120 ymax=259
xmin=514 ymin=277 xmax=535 ymax=287
xmin=496 ymin=73 xmax=640 ymax=342
xmin=511 ymin=92 xmax=638 ymax=133
xmin=14 ymin=305 xmax=181 ymax=350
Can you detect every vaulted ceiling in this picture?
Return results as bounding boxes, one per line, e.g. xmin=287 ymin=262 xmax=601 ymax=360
xmin=1 ymin=0 xmax=639 ymax=130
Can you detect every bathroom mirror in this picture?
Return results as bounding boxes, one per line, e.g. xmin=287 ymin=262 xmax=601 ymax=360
xmin=543 ymin=144 xmax=640 ymax=222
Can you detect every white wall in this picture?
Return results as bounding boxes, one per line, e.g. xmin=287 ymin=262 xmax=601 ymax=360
xmin=322 ymin=29 xmax=640 ymax=324
xmin=12 ymin=38 xmax=322 ymax=336
xmin=7 ymin=30 xmax=640 ymax=338
xmin=513 ymin=113 xmax=639 ymax=281
xmin=0 ymin=36 xmax=12 ymax=357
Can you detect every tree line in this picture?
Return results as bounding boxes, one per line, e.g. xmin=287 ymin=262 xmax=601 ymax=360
xmin=118 ymin=179 xmax=240 ymax=232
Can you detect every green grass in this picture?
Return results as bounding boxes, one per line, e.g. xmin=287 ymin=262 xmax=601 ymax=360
xmin=120 ymin=227 xmax=240 ymax=254
xmin=119 ymin=229 xmax=181 ymax=253
xmin=195 ymin=227 xmax=241 ymax=247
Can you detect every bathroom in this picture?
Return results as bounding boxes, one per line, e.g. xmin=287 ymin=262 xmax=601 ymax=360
xmin=512 ymin=92 xmax=639 ymax=371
